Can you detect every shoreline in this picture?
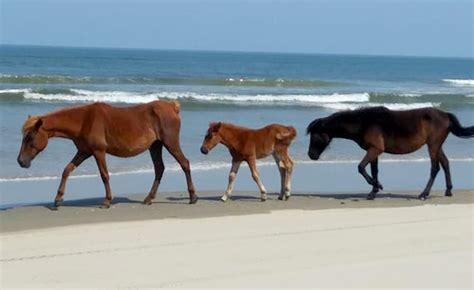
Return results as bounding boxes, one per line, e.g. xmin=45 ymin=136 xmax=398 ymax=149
xmin=1 ymin=190 xmax=472 ymax=233
xmin=2 ymin=160 xmax=474 ymax=208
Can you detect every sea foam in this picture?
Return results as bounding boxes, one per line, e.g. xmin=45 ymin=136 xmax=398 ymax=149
xmin=320 ymin=102 xmax=437 ymax=111
xmin=23 ymin=89 xmax=371 ymax=105
xmin=443 ymin=79 xmax=474 ymax=86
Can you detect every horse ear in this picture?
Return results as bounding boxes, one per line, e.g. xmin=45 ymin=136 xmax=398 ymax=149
xmin=34 ymin=119 xmax=43 ymax=130
xmin=307 ymin=119 xmax=322 ymax=134
xmin=28 ymin=114 xmax=32 ymax=119
xmin=209 ymin=122 xmax=221 ymax=132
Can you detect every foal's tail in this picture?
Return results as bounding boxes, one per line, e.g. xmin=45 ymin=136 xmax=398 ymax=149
xmin=448 ymin=113 xmax=474 ymax=138
xmin=276 ymin=126 xmax=297 ymax=143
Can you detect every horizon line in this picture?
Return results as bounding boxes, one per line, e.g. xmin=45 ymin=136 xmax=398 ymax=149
xmin=1 ymin=43 xmax=473 ymax=60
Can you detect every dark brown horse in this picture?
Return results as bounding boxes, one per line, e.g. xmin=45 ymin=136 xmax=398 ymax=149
xmin=200 ymin=122 xmax=297 ymax=201
xmin=306 ymin=107 xmax=474 ymax=200
xmin=17 ymin=101 xmax=198 ymax=208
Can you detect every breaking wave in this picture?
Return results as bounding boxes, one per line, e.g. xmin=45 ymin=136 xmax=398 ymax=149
xmin=24 ymin=89 xmax=371 ymax=105
xmin=442 ymin=79 xmax=474 ymax=86
xmin=1 ymin=88 xmax=473 ymax=109
xmin=320 ymin=102 xmax=438 ymax=111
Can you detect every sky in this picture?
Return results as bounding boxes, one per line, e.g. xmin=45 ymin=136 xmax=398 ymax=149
xmin=1 ymin=0 xmax=473 ymax=58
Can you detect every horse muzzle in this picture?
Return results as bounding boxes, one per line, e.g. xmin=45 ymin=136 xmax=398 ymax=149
xmin=17 ymin=157 xmax=31 ymax=168
xmin=308 ymin=151 xmax=320 ymax=160
xmin=200 ymin=146 xmax=209 ymax=155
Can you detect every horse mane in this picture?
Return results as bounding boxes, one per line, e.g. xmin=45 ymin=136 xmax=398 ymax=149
xmin=306 ymin=106 xmax=390 ymax=134
xmin=221 ymin=122 xmax=251 ymax=130
xmin=306 ymin=118 xmax=323 ymax=134
xmin=21 ymin=103 xmax=97 ymax=134
xmin=210 ymin=122 xmax=252 ymax=131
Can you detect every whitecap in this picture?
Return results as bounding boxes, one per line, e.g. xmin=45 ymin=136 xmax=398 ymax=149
xmin=320 ymin=102 xmax=438 ymax=111
xmin=442 ymin=79 xmax=474 ymax=86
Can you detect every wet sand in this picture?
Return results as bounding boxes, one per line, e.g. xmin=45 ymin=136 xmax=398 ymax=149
xmin=1 ymin=190 xmax=472 ymax=233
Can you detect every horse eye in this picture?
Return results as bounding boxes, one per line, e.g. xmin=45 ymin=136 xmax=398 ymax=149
xmin=24 ymin=134 xmax=32 ymax=142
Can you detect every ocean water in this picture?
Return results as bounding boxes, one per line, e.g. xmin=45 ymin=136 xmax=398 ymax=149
xmin=1 ymin=45 xmax=473 ymax=205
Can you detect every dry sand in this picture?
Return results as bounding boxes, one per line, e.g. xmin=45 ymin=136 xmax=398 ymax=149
xmin=1 ymin=190 xmax=473 ymax=288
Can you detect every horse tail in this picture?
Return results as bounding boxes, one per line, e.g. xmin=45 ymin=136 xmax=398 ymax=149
xmin=172 ymin=100 xmax=181 ymax=114
xmin=448 ymin=113 xmax=474 ymax=138
xmin=276 ymin=126 xmax=297 ymax=143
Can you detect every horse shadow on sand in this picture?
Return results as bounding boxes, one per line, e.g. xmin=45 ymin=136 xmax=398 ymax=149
xmin=1 ymin=192 xmax=425 ymax=211
xmin=28 ymin=197 xmax=142 ymax=211
xmin=167 ymin=194 xmax=263 ymax=203
xmin=166 ymin=192 xmax=423 ymax=203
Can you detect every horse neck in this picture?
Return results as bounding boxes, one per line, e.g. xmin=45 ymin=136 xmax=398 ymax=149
xmin=218 ymin=124 xmax=240 ymax=150
xmin=42 ymin=108 xmax=83 ymax=139
xmin=324 ymin=116 xmax=359 ymax=140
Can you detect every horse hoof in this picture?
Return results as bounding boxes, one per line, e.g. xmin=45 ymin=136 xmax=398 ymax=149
xmin=285 ymin=195 xmax=290 ymax=201
xmin=143 ymin=198 xmax=153 ymax=205
xmin=261 ymin=198 xmax=267 ymax=202
xmin=378 ymin=183 xmax=384 ymax=190
xmin=278 ymin=195 xmax=284 ymax=201
xmin=100 ymin=204 xmax=111 ymax=209
xmin=189 ymin=195 xmax=198 ymax=204
xmin=445 ymin=190 xmax=453 ymax=197
xmin=418 ymin=194 xmax=427 ymax=201
xmin=53 ymin=199 xmax=63 ymax=208
xmin=366 ymin=194 xmax=375 ymax=200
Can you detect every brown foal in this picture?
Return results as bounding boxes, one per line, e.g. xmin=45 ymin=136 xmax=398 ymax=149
xmin=200 ymin=122 xmax=297 ymax=202
xmin=17 ymin=101 xmax=197 ymax=208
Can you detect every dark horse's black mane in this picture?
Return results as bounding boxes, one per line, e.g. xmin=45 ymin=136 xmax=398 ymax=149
xmin=306 ymin=106 xmax=391 ymax=134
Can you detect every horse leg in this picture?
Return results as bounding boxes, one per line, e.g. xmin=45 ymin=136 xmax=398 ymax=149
xmin=54 ymin=151 xmax=91 ymax=208
xmin=93 ymin=151 xmax=113 ymax=208
xmin=273 ymin=153 xmax=286 ymax=200
xmin=282 ymin=153 xmax=294 ymax=200
xmin=247 ymin=157 xmax=267 ymax=201
xmin=368 ymin=158 xmax=383 ymax=199
xmin=221 ymin=160 xmax=241 ymax=202
xmin=164 ymin=139 xmax=198 ymax=204
xmin=439 ymin=149 xmax=453 ymax=197
xmin=358 ymin=148 xmax=382 ymax=199
xmin=419 ymin=144 xmax=441 ymax=200
xmin=144 ymin=141 xmax=165 ymax=205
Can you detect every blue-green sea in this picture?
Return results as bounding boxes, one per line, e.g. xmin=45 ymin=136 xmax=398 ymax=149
xmin=1 ymin=45 xmax=473 ymax=206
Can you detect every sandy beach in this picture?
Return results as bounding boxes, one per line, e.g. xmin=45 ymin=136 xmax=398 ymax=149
xmin=2 ymin=1 xmax=473 ymax=288
xmin=1 ymin=190 xmax=473 ymax=288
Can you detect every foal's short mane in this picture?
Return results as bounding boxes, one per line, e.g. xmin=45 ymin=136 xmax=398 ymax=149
xmin=221 ymin=122 xmax=251 ymax=130
xmin=212 ymin=122 xmax=253 ymax=131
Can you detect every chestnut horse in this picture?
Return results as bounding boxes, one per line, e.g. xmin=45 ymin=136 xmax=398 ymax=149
xmin=200 ymin=122 xmax=297 ymax=202
xmin=306 ymin=106 xmax=474 ymax=200
xmin=18 ymin=101 xmax=197 ymax=208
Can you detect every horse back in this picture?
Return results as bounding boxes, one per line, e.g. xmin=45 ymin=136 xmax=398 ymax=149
xmin=83 ymin=101 xmax=180 ymax=156
xmin=364 ymin=107 xmax=450 ymax=153
xmin=252 ymin=124 xmax=296 ymax=157
xmin=381 ymin=108 xmax=449 ymax=137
